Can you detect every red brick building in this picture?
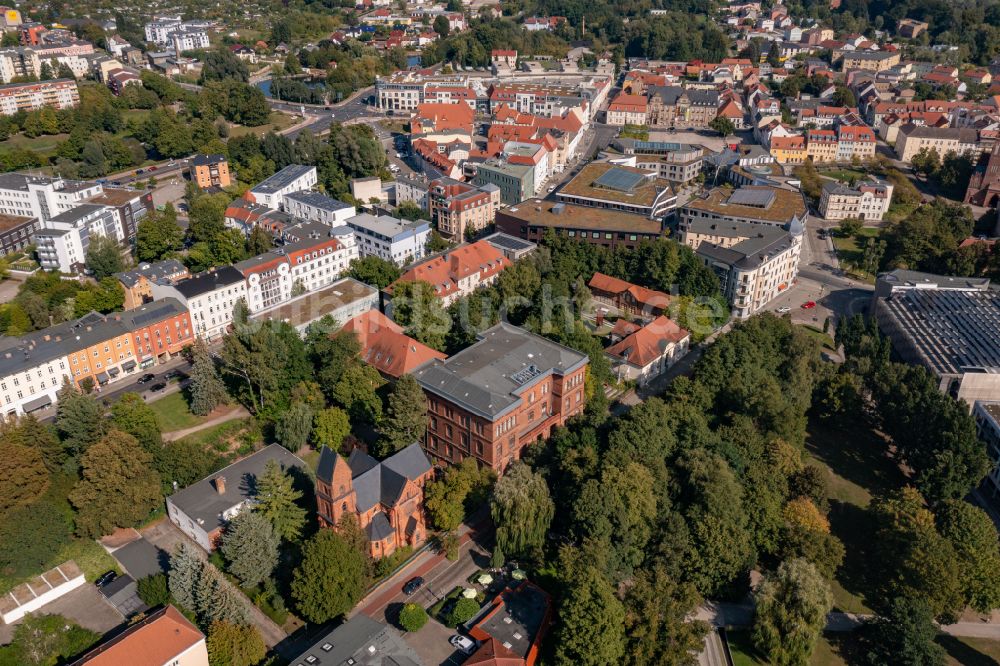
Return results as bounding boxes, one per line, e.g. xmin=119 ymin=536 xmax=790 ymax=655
xmin=315 ymin=444 xmax=433 ymax=558
xmin=411 ymin=323 xmax=589 ymax=473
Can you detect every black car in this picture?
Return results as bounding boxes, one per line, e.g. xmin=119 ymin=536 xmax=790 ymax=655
xmin=137 ymin=373 xmax=156 ymax=384
xmin=403 ymin=576 xmax=424 ymax=595
xmin=95 ymin=571 xmax=117 ymax=587
xmin=164 ymin=369 xmax=186 ymax=381
xmin=150 ymin=382 xmax=167 ymax=392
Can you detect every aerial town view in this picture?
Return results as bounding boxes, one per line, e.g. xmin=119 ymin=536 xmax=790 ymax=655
xmin=4 ymin=0 xmax=1000 ymax=664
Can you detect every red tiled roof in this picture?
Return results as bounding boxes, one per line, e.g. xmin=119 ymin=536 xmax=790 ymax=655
xmin=606 ymin=315 xmax=690 ymax=367
xmin=466 ymin=638 xmax=524 ymax=666
xmin=72 ymin=606 xmax=204 ymax=665
xmin=588 ymin=272 xmax=671 ymax=311
xmin=343 ymin=311 xmax=446 ymax=377
xmin=389 ymin=240 xmax=511 ymax=299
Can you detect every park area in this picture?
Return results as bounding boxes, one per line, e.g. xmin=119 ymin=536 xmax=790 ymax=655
xmin=721 ymin=403 xmax=1000 ymax=665
xmin=831 ymin=227 xmax=882 ymax=283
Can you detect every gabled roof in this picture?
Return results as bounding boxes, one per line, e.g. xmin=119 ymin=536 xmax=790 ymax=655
xmin=588 ymin=272 xmax=671 ymax=311
xmin=317 ymin=443 xmax=432 ymax=513
xmin=70 ymin=606 xmax=203 ymax=665
xmin=605 ymin=315 xmax=690 ymax=367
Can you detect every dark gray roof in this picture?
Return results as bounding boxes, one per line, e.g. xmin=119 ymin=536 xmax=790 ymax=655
xmin=317 ymin=443 xmax=431 ymax=514
xmin=877 ymin=288 xmax=1000 ymax=375
xmin=49 ymin=203 xmax=109 ymax=225
xmin=367 ymin=512 xmax=394 ymax=541
xmin=251 ymin=164 xmax=315 ymax=195
xmin=288 ymin=615 xmax=422 ymax=666
xmin=689 ymin=219 xmax=797 ymax=270
xmin=112 ymin=537 xmax=170 ymax=579
xmin=877 ymin=269 xmax=991 ymax=291
xmin=0 ymin=299 xmax=186 ymax=377
xmin=898 ymin=124 xmax=979 ymax=142
xmin=412 ymin=322 xmax=589 ymax=419
xmin=648 ymin=85 xmax=719 ymax=107
xmin=173 ymin=266 xmax=245 ymax=298
xmin=166 ymin=444 xmax=306 ymax=533
xmin=284 ymin=190 xmax=353 ymax=212
xmin=115 ymin=260 xmax=187 ymax=288
xmin=191 ymin=154 xmax=226 ymax=166
xmin=473 ymin=582 xmax=550 ymax=659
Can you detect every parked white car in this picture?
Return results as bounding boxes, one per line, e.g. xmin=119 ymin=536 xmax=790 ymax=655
xmin=449 ymin=635 xmax=476 ymax=654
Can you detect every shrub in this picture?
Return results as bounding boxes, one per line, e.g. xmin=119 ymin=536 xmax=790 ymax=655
xmin=447 ymin=597 xmax=480 ymax=627
xmin=398 ymin=603 xmax=429 ymax=632
xmin=137 ymin=573 xmax=170 ymax=607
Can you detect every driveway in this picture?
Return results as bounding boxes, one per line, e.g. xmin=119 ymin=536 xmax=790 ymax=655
xmin=0 ymin=584 xmax=122 ymax=645
xmin=111 ymin=537 xmax=171 ymax=580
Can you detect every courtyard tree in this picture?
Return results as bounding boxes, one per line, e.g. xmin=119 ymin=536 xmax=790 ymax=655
xmin=752 ymin=558 xmax=833 ymax=666
xmin=291 ymin=529 xmax=367 ymax=623
xmin=69 ymin=430 xmax=162 ymax=538
xmin=491 ymin=462 xmax=554 ymax=561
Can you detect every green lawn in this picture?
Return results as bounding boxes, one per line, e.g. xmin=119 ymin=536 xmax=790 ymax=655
xmin=941 ymin=635 xmax=1000 ymax=665
xmin=0 ymin=538 xmax=120 ymax=594
xmin=797 ymin=324 xmax=835 ymax=351
xmin=728 ymin=629 xmax=1000 ymax=666
xmin=831 ymin=227 xmax=881 ymax=284
xmin=149 ymin=391 xmax=205 ymax=432
xmin=819 ymin=169 xmax=866 ymax=182
xmin=228 ymin=111 xmax=297 ymax=138
xmin=0 ymin=132 xmax=69 ymax=157
xmin=805 ymin=411 xmax=906 ymax=614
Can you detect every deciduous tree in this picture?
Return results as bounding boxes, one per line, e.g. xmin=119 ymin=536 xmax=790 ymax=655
xmin=135 ymin=205 xmax=184 ymax=261
xmin=861 ymin=597 xmax=945 ymax=666
xmin=623 ymin=565 xmax=708 ymax=666
xmin=554 ymin=565 xmax=626 ymax=666
xmin=206 ymin=621 xmax=266 ymax=666
xmin=69 ymin=430 xmax=162 ymax=538
xmin=310 ymin=408 xmax=349 ymax=454
xmin=0 ymin=441 xmax=49 ymax=517
xmin=936 ymin=499 xmax=1000 ymax=613
xmin=275 ymin=401 xmax=313 ymax=452
xmin=55 ymin=381 xmax=105 ymax=456
xmin=491 ymin=462 xmax=554 ymax=561
xmin=291 ymin=529 xmax=367 ymax=623
xmin=85 ymin=234 xmax=124 ymax=280
xmin=752 ymin=559 xmax=832 ymax=666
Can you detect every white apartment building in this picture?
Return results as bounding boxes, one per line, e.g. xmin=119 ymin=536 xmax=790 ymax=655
xmin=248 ymin=164 xmax=318 ymax=210
xmin=0 ymin=173 xmax=102 ymax=221
xmin=151 ymin=267 xmax=248 ymax=341
xmin=819 ymin=178 xmax=894 ymax=222
xmin=283 ymin=191 xmax=357 ymax=227
xmin=34 ymin=203 xmax=120 ymax=272
xmin=144 ymin=16 xmax=183 ymax=44
xmin=171 ymin=28 xmax=210 ymax=54
xmin=0 ymin=342 xmax=70 ymax=417
xmin=0 ymin=78 xmax=79 ymax=115
xmin=346 ymin=213 xmax=431 ymax=265
xmin=682 ymin=218 xmax=803 ymax=319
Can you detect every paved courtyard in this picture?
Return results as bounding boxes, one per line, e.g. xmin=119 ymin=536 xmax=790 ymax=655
xmin=0 ymin=584 xmax=122 ymax=645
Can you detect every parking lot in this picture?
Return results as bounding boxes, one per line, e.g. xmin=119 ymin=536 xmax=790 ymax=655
xmin=0 ymin=583 xmax=122 ymax=645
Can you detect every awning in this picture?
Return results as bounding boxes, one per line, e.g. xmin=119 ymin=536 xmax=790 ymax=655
xmin=22 ymin=395 xmax=51 ymax=412
xmin=122 ymin=360 xmax=136 ymax=371
xmin=462 ymin=588 xmax=477 ymax=599
xmin=96 ymin=372 xmax=110 ymax=384
xmin=107 ymin=367 xmax=120 ymax=377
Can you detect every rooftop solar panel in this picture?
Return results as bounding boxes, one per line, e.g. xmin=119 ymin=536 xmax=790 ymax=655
xmin=728 ymin=188 xmax=777 ymax=209
xmin=593 ymin=167 xmax=646 ymax=192
xmin=635 ymin=141 xmax=682 ymax=152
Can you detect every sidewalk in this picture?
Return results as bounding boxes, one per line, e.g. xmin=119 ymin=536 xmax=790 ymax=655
xmin=352 ymin=517 xmax=491 ymax=621
xmin=162 ymin=405 xmax=249 ymax=442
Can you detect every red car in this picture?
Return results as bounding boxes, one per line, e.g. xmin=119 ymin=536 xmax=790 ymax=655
xmin=801 ymin=301 xmax=817 ymax=309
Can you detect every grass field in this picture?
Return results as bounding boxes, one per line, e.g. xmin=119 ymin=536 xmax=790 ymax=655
xmin=149 ymin=391 xmax=205 ymax=432
xmin=805 ymin=409 xmax=905 ymax=615
xmin=0 ymin=537 xmax=120 ymax=594
xmin=797 ymin=324 xmax=835 ymax=351
xmin=229 ymin=111 xmax=298 ymax=138
xmin=0 ymin=132 xmax=69 ymax=157
xmin=831 ymin=227 xmax=881 ymax=284
xmin=819 ymin=169 xmax=866 ymax=182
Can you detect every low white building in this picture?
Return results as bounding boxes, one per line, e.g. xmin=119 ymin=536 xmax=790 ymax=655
xmin=605 ymin=315 xmax=691 ymax=386
xmin=166 ymin=444 xmax=306 ymax=551
xmin=248 ymin=164 xmax=318 ymax=210
xmin=151 ymin=266 xmax=248 ymax=341
xmin=819 ymin=178 xmax=893 ymax=222
xmin=283 ymin=190 xmax=356 ymax=227
xmin=346 ymin=213 xmax=431 ymax=265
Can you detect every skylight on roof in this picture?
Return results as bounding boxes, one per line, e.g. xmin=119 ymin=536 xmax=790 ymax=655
xmin=593 ymin=167 xmax=646 ymax=193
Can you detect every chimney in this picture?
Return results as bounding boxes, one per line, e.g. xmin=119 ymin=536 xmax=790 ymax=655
xmin=214 ymin=476 xmax=226 ymax=494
